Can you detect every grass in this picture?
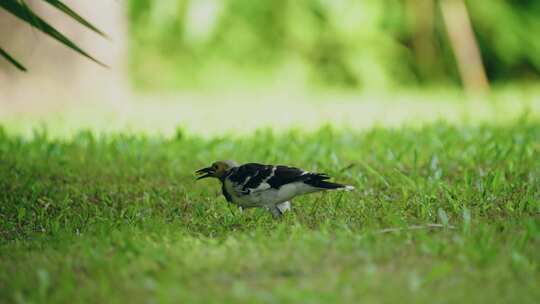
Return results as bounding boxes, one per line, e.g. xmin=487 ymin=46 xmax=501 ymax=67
xmin=0 ymin=120 xmax=539 ymax=303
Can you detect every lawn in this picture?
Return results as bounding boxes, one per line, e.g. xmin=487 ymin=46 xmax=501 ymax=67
xmin=0 ymin=120 xmax=539 ymax=303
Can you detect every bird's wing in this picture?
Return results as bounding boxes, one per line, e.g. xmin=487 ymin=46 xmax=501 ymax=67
xmin=266 ymin=165 xmax=313 ymax=188
xmin=245 ymin=163 xmax=327 ymax=191
xmin=226 ymin=163 xmax=273 ymax=195
xmin=227 ymin=163 xmax=333 ymax=195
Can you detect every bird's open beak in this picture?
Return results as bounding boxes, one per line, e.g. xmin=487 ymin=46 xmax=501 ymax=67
xmin=195 ymin=167 xmax=214 ymax=180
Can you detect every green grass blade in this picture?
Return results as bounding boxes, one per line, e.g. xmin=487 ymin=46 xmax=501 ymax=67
xmin=0 ymin=47 xmax=27 ymax=71
xmin=359 ymin=161 xmax=389 ymax=188
xmin=0 ymin=0 xmax=107 ymax=68
xmin=42 ymin=0 xmax=108 ymax=38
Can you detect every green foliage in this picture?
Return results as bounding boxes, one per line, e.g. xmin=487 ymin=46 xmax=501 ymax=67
xmin=128 ymin=0 xmax=540 ymax=90
xmin=1 ymin=122 xmax=539 ymax=302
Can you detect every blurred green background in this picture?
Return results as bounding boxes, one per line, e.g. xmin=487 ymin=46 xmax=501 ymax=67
xmin=2 ymin=0 xmax=540 ymax=137
xmin=2 ymin=2 xmax=540 ymax=303
xmin=127 ymin=0 xmax=540 ymax=90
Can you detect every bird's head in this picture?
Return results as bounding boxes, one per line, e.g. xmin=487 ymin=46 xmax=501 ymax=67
xmin=195 ymin=160 xmax=237 ymax=180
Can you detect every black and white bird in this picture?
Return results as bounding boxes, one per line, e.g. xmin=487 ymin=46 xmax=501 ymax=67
xmin=195 ymin=160 xmax=354 ymax=218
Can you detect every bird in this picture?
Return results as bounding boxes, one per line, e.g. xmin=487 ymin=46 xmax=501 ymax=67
xmin=195 ymin=160 xmax=354 ymax=218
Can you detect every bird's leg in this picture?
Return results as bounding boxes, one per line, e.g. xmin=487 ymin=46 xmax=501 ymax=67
xmin=267 ymin=201 xmax=291 ymax=219
xmin=269 ymin=207 xmax=283 ymax=219
xmin=276 ymin=201 xmax=291 ymax=214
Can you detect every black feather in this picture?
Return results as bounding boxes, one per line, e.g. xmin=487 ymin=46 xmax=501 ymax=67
xmin=243 ymin=165 xmax=273 ymax=190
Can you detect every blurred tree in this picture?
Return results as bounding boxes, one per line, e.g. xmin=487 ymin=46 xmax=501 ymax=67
xmin=405 ymin=0 xmax=439 ymax=80
xmin=440 ymin=0 xmax=489 ymax=94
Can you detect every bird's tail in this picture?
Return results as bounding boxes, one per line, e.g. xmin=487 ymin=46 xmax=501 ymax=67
xmin=312 ymin=180 xmax=355 ymax=191
xmin=304 ymin=173 xmax=355 ymax=191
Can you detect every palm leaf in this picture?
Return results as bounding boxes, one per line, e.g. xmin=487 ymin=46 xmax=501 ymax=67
xmin=0 ymin=47 xmax=27 ymax=71
xmin=42 ymin=0 xmax=108 ymax=38
xmin=0 ymin=0 xmax=107 ymax=70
